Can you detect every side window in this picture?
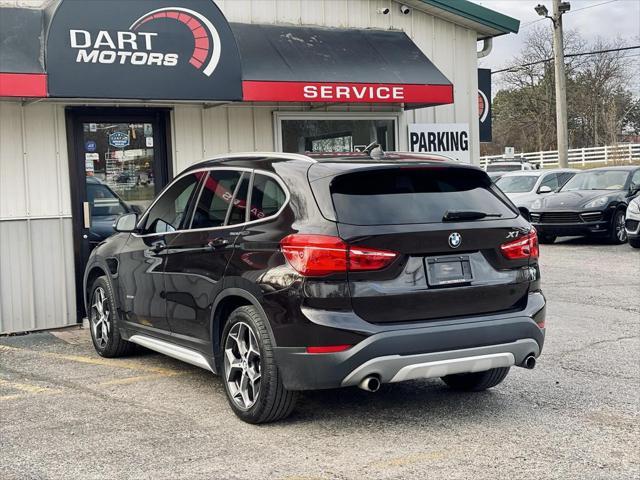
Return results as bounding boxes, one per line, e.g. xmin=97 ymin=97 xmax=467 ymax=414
xmin=539 ymin=173 xmax=559 ymax=191
xmin=631 ymin=170 xmax=640 ymax=189
xmin=558 ymin=172 xmax=575 ymax=188
xmin=190 ymin=170 xmax=242 ymax=229
xmin=144 ymin=174 xmax=200 ymax=234
xmin=249 ymin=174 xmax=286 ymax=221
xmin=227 ymin=174 xmax=250 ymax=225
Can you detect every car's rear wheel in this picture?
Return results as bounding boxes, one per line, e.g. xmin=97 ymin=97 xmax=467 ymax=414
xmin=538 ymin=234 xmax=556 ymax=244
xmin=222 ymin=305 xmax=298 ymax=424
xmin=609 ymin=210 xmax=627 ymax=244
xmin=89 ymin=276 xmax=135 ymax=357
xmin=441 ymin=367 xmax=510 ymax=391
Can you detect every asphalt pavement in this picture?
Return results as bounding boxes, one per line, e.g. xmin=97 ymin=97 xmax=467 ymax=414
xmin=1 ymin=238 xmax=639 ymax=480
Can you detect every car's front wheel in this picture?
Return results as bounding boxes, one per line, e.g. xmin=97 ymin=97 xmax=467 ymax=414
xmin=609 ymin=210 xmax=627 ymax=244
xmin=441 ymin=367 xmax=510 ymax=391
xmin=89 ymin=276 xmax=135 ymax=357
xmin=221 ymin=305 xmax=298 ymax=424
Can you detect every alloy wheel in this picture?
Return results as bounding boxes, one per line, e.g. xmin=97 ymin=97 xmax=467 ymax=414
xmin=224 ymin=322 xmax=261 ymax=410
xmin=616 ymin=213 xmax=627 ymax=242
xmin=90 ymin=287 xmax=110 ymax=349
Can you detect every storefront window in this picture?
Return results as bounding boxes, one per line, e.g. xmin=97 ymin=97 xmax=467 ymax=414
xmin=82 ymin=122 xmax=156 ymax=210
xmin=280 ymin=118 xmax=396 ymax=153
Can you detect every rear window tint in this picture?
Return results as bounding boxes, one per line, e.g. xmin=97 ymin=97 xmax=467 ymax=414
xmin=330 ymin=168 xmax=517 ymax=225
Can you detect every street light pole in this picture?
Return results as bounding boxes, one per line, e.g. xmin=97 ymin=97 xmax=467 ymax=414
xmin=552 ymin=0 xmax=569 ymax=168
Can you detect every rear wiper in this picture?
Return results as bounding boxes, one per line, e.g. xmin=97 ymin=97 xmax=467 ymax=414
xmin=443 ymin=210 xmax=503 ymax=221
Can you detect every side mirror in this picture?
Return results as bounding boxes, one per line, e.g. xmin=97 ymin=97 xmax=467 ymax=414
xmin=114 ymin=213 xmax=138 ymax=233
xmin=538 ymin=185 xmax=553 ymax=194
xmin=629 ymin=184 xmax=640 ymax=196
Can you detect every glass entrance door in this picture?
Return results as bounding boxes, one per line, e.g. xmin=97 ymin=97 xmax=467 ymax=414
xmin=81 ymin=122 xmax=159 ymax=246
xmin=67 ymin=108 xmax=172 ymax=319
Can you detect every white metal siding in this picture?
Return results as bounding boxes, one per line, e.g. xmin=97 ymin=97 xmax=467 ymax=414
xmin=0 ymin=101 xmax=76 ymax=333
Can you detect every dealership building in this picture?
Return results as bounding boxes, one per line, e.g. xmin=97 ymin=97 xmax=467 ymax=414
xmin=0 ymin=0 xmax=518 ymax=334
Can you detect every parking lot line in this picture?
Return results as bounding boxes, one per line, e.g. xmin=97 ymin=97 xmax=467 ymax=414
xmin=0 ymin=344 xmax=180 ymax=376
xmin=0 ymin=378 xmax=62 ymax=401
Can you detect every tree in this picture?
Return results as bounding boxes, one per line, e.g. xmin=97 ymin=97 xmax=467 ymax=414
xmin=483 ymin=27 xmax=638 ymax=156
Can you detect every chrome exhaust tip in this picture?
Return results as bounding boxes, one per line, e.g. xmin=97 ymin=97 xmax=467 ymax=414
xmin=358 ymin=375 xmax=381 ymax=392
xmin=523 ymin=355 xmax=537 ymax=370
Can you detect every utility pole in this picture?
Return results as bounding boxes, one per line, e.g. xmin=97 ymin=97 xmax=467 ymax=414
xmin=535 ymin=2 xmax=570 ymax=168
xmin=552 ymin=0 xmax=569 ymax=168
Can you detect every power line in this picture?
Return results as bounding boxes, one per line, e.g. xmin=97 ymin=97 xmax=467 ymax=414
xmin=492 ymin=45 xmax=640 ymax=74
xmin=520 ymin=0 xmax=620 ymax=29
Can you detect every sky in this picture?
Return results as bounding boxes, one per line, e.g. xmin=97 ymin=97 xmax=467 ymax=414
xmin=471 ymin=0 xmax=640 ymax=72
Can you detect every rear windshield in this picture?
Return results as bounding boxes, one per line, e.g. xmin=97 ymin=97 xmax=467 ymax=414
xmin=330 ymin=168 xmax=517 ymax=225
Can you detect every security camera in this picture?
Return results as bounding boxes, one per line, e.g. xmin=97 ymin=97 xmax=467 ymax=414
xmin=534 ymin=4 xmax=548 ymax=17
xmin=558 ymin=1 xmax=571 ymax=13
xmin=400 ymin=5 xmax=411 ymax=15
xmin=376 ymin=7 xmax=390 ymax=14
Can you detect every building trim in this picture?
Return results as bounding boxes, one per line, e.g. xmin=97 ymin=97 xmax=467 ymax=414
xmin=0 ymin=73 xmax=47 ymax=97
xmin=419 ymin=0 xmax=520 ymax=37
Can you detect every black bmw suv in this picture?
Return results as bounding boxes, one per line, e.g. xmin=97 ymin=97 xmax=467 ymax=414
xmin=84 ymin=152 xmax=546 ymax=423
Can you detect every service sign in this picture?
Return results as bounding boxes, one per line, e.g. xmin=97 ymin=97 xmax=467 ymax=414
xmin=46 ymin=0 xmax=242 ymax=100
xmin=408 ymin=123 xmax=471 ymax=163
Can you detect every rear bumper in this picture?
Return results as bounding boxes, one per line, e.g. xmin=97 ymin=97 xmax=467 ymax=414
xmin=274 ymin=292 xmax=546 ymax=390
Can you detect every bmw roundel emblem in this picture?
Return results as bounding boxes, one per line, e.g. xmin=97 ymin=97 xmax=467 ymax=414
xmin=448 ymin=232 xmax=462 ymax=249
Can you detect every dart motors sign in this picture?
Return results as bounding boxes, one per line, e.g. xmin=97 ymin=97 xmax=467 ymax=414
xmin=46 ymin=0 xmax=242 ymax=100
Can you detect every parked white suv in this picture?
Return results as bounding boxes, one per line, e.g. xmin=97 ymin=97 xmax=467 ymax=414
xmin=625 ymin=196 xmax=640 ymax=248
xmin=495 ymin=169 xmax=578 ymax=219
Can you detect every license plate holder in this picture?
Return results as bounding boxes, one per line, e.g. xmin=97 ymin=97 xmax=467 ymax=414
xmin=425 ymin=256 xmax=473 ymax=287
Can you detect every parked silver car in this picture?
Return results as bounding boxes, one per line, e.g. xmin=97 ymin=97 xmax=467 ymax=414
xmin=495 ymin=169 xmax=578 ymax=219
xmin=625 ymin=196 xmax=640 ymax=248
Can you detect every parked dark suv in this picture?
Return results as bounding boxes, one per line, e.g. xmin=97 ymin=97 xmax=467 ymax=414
xmin=84 ymin=152 xmax=546 ymax=423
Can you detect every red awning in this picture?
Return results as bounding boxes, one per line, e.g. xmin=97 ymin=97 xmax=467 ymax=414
xmin=231 ymin=23 xmax=454 ymax=109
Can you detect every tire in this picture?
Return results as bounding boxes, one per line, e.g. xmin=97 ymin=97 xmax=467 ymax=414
xmin=538 ymin=234 xmax=556 ymax=244
xmin=441 ymin=367 xmax=510 ymax=392
xmin=629 ymin=237 xmax=640 ymax=248
xmin=609 ymin=210 xmax=627 ymax=244
xmin=221 ymin=305 xmax=298 ymax=424
xmin=88 ymin=276 xmax=135 ymax=358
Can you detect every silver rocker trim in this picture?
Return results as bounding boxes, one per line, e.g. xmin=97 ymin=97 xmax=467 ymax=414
xmin=128 ymin=334 xmax=214 ymax=372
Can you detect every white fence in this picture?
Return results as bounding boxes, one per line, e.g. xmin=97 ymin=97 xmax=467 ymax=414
xmin=480 ymin=144 xmax=640 ymax=168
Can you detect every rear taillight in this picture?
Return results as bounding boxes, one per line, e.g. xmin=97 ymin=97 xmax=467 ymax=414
xmin=280 ymin=234 xmax=397 ymax=276
xmin=500 ymin=229 xmax=539 ymax=260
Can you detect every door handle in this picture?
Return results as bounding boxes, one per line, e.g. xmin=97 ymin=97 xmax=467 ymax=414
xmin=205 ymin=238 xmax=229 ymax=251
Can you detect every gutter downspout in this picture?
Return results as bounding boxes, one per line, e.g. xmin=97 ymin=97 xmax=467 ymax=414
xmin=477 ymin=38 xmax=493 ymax=58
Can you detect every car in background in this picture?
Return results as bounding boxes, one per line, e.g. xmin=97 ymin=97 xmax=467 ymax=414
xmin=529 ymin=166 xmax=640 ymax=244
xmin=495 ymin=169 xmax=578 ymax=220
xmin=625 ymin=196 xmax=640 ymax=248
xmin=487 ymin=171 xmax=507 ymax=183
xmin=86 ymin=176 xmax=141 ymax=246
xmin=485 ymin=159 xmax=538 ymax=174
